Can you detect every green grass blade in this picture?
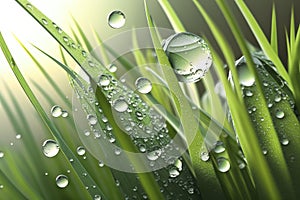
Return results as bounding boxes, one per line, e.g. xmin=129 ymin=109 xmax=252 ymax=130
xmin=145 ymin=1 xmax=228 ymax=199
xmin=0 ymin=169 xmax=27 ymax=199
xmin=0 ymin=32 xmax=106 ymax=200
xmin=235 ymin=0 xmax=291 ymax=87
xmin=271 ymin=4 xmax=278 ymax=54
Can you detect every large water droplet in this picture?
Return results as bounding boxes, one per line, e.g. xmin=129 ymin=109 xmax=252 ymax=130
xmin=51 ymin=105 xmax=63 ymax=117
xmin=113 ymin=99 xmax=128 ymax=112
xmin=135 ymin=77 xmax=152 ymax=94
xmin=87 ymin=114 xmax=98 ymax=125
xmin=77 ymin=146 xmax=86 ymax=156
xmin=275 ymin=110 xmax=285 ymax=119
xmin=108 ymin=11 xmax=126 ymax=29
xmin=42 ymin=140 xmax=59 ymax=158
xmin=163 ymin=32 xmax=212 ymax=83
xmin=217 ymin=157 xmax=230 ymax=172
xmin=56 ymin=175 xmax=69 ymax=188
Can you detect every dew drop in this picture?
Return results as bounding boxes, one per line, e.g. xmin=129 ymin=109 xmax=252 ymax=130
xmin=94 ymin=195 xmax=101 ymax=200
xmin=108 ymin=11 xmax=126 ymax=29
xmin=135 ymin=77 xmax=152 ymax=94
xmin=108 ymin=64 xmax=117 ymax=73
xmin=51 ymin=105 xmax=63 ymax=117
xmin=275 ymin=110 xmax=285 ymax=119
xmin=169 ymin=168 xmax=180 ymax=178
xmin=234 ymin=57 xmax=255 ymax=87
xmin=114 ymin=148 xmax=122 ymax=155
xmin=163 ymin=32 xmax=212 ymax=83
xmin=244 ymin=89 xmax=253 ymax=97
xmin=56 ymin=175 xmax=69 ymax=188
xmin=281 ymin=138 xmax=289 ymax=146
xmin=0 ymin=151 xmax=4 ymax=158
xmin=87 ymin=114 xmax=98 ymax=125
xmin=217 ymin=157 xmax=230 ymax=172
xmin=274 ymin=95 xmax=282 ymax=102
xmin=214 ymin=141 xmax=225 ymax=154
xmin=61 ymin=111 xmax=69 ymax=118
xmin=147 ymin=149 xmax=162 ymax=161
xmin=41 ymin=19 xmax=48 ymax=25
xmin=188 ymin=187 xmax=194 ymax=195
xmin=16 ymin=134 xmax=22 ymax=140
xmin=77 ymin=146 xmax=86 ymax=156
xmin=98 ymin=74 xmax=110 ymax=86
xmin=42 ymin=139 xmax=59 ymax=158
xmin=200 ymin=152 xmax=209 ymax=161
xmin=0 ymin=185 xmax=3 ymax=189
xmin=113 ymin=99 xmax=128 ymax=112
xmin=98 ymin=160 xmax=104 ymax=167
xmin=26 ymin=3 xmax=33 ymax=9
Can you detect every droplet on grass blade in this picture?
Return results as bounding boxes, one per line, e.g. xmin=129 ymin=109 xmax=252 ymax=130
xmin=163 ymin=32 xmax=212 ymax=83
xmin=51 ymin=105 xmax=63 ymax=117
xmin=135 ymin=77 xmax=152 ymax=94
xmin=217 ymin=157 xmax=230 ymax=172
xmin=56 ymin=174 xmax=69 ymax=188
xmin=42 ymin=139 xmax=59 ymax=158
xmin=113 ymin=99 xmax=128 ymax=112
xmin=0 ymin=151 xmax=4 ymax=158
xmin=108 ymin=11 xmax=126 ymax=29
xmin=275 ymin=110 xmax=285 ymax=119
xmin=77 ymin=146 xmax=86 ymax=156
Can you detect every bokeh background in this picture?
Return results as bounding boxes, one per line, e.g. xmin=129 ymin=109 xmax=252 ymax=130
xmin=0 ymin=0 xmax=299 ymax=143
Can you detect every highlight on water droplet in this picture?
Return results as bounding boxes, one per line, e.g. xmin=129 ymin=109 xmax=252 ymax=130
xmin=135 ymin=77 xmax=152 ymax=94
xmin=77 ymin=146 xmax=86 ymax=156
xmin=42 ymin=139 xmax=60 ymax=158
xmin=216 ymin=157 xmax=230 ymax=172
xmin=108 ymin=11 xmax=126 ymax=29
xmin=56 ymin=174 xmax=69 ymax=188
xmin=51 ymin=105 xmax=63 ymax=118
xmin=162 ymin=32 xmax=212 ymax=83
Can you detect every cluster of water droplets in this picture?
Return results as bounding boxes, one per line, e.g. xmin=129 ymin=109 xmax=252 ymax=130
xmin=51 ymin=105 xmax=68 ymax=118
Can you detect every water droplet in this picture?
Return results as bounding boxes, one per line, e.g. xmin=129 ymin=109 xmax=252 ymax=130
xmin=274 ymin=94 xmax=282 ymax=102
xmin=77 ymin=146 xmax=86 ymax=156
xmin=51 ymin=105 xmax=63 ymax=117
xmin=114 ymin=148 xmax=122 ymax=155
xmin=113 ymin=99 xmax=128 ymax=112
xmin=275 ymin=110 xmax=285 ymax=119
xmin=94 ymin=195 xmax=101 ymax=200
xmin=163 ymin=32 xmax=212 ymax=83
xmin=16 ymin=134 xmax=22 ymax=139
xmin=244 ymin=89 xmax=253 ymax=97
xmin=108 ymin=64 xmax=117 ymax=73
xmin=108 ymin=11 xmax=126 ymax=29
xmin=0 ymin=151 xmax=4 ymax=158
xmin=234 ymin=57 xmax=255 ymax=87
xmin=56 ymin=175 xmax=69 ymax=188
xmin=147 ymin=149 xmax=162 ymax=161
xmin=98 ymin=160 xmax=104 ymax=167
xmin=41 ymin=19 xmax=48 ymax=25
xmin=188 ymin=187 xmax=194 ymax=194
xmin=84 ymin=130 xmax=90 ymax=136
xmin=200 ymin=152 xmax=209 ymax=161
xmin=214 ymin=141 xmax=225 ymax=153
xmin=45 ymin=172 xmax=49 ymax=176
xmin=281 ymin=138 xmax=289 ymax=146
xmin=262 ymin=149 xmax=268 ymax=155
xmin=135 ymin=77 xmax=152 ymax=94
xmin=217 ymin=157 xmax=230 ymax=172
xmin=98 ymin=74 xmax=110 ymax=86
xmin=87 ymin=114 xmax=98 ymax=125
xmin=62 ymin=111 xmax=69 ymax=118
xmin=0 ymin=185 xmax=3 ymax=189
xmin=26 ymin=3 xmax=33 ymax=9
xmin=42 ymin=140 xmax=59 ymax=158
xmin=169 ymin=168 xmax=180 ymax=178
xmin=175 ymin=159 xmax=183 ymax=171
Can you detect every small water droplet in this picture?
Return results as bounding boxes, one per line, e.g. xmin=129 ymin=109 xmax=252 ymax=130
xmin=61 ymin=111 xmax=69 ymax=118
xmin=108 ymin=11 xmax=126 ymax=29
xmin=56 ymin=175 xmax=69 ymax=188
xmin=0 ymin=185 xmax=3 ymax=189
xmin=234 ymin=57 xmax=255 ymax=87
xmin=281 ymin=138 xmax=289 ymax=146
xmin=163 ymin=32 xmax=212 ymax=83
xmin=114 ymin=148 xmax=122 ymax=155
xmin=169 ymin=168 xmax=180 ymax=178
xmin=262 ymin=149 xmax=268 ymax=155
xmin=41 ymin=19 xmax=48 ymax=25
xmin=98 ymin=160 xmax=104 ymax=167
xmin=214 ymin=141 xmax=225 ymax=153
xmin=42 ymin=140 xmax=59 ymax=157
xmin=275 ymin=110 xmax=285 ymax=119
xmin=87 ymin=114 xmax=98 ymax=125
xmin=135 ymin=77 xmax=152 ymax=94
xmin=0 ymin=151 xmax=4 ymax=158
xmin=98 ymin=74 xmax=110 ymax=86
xmin=51 ymin=105 xmax=63 ymax=117
xmin=77 ymin=146 xmax=86 ymax=156
xmin=108 ymin=64 xmax=117 ymax=73
xmin=26 ymin=3 xmax=33 ymax=9
xmin=16 ymin=134 xmax=22 ymax=139
xmin=188 ymin=187 xmax=194 ymax=194
xmin=147 ymin=149 xmax=162 ymax=161
xmin=244 ymin=89 xmax=253 ymax=97
xmin=113 ymin=99 xmax=128 ymax=112
xmin=200 ymin=152 xmax=209 ymax=161
xmin=217 ymin=157 xmax=230 ymax=172
xmin=94 ymin=195 xmax=101 ymax=200
xmin=274 ymin=95 xmax=282 ymax=102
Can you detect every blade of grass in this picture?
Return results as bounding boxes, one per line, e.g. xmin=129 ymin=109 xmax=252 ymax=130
xmin=0 ymin=31 xmax=105 ymax=200
xmin=145 ymin=1 xmax=227 ymax=199
xmin=270 ymin=4 xmax=278 ymax=54
xmin=234 ymin=0 xmax=291 ymax=89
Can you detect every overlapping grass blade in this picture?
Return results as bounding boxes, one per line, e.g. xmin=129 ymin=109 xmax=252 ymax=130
xmin=271 ymin=5 xmax=278 ymax=54
xmin=234 ymin=0 xmax=291 ymax=88
xmin=0 ymin=32 xmax=105 ymax=199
